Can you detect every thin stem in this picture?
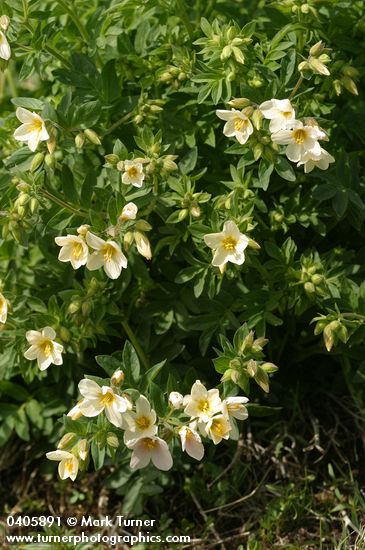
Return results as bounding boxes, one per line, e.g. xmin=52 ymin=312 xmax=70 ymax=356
xmin=22 ymin=0 xmax=29 ymax=21
xmin=39 ymin=189 xmax=88 ymax=217
xmin=341 ymin=313 xmax=365 ymax=322
xmin=121 ymin=320 xmax=150 ymax=370
xmin=44 ymin=45 xmax=71 ymax=68
xmin=289 ymin=75 xmax=304 ymax=99
xmin=56 ymin=0 xmax=89 ymax=43
xmin=176 ymin=0 xmax=194 ymax=40
xmin=102 ymin=111 xmax=134 ymax=136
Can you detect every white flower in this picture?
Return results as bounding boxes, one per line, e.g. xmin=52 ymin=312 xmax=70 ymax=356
xmin=297 ymin=147 xmax=335 ymax=173
xmin=259 ymin=98 xmax=296 ymax=133
xmin=67 ymin=400 xmax=84 ymax=420
xmin=223 ymin=396 xmax=249 ymax=441
xmin=54 ymin=234 xmax=88 ymax=269
xmin=271 ymin=120 xmax=322 ymax=163
xmin=203 ymin=220 xmax=249 ymax=268
xmin=78 ymin=378 xmax=129 ymax=428
xmin=123 ymin=395 xmax=157 ymax=443
xmin=77 ymin=439 xmax=89 ymax=461
xmin=24 ymin=327 xmax=64 ymax=371
xmin=13 ymin=108 xmax=49 ymax=152
xmin=0 ymin=292 xmax=8 ymax=324
xmin=46 ymin=450 xmax=79 ymax=481
xmin=0 ymin=30 xmax=10 ymax=60
xmin=122 ymin=160 xmax=145 ymax=188
xmin=168 ymin=391 xmax=184 ymax=409
xmin=183 ymin=380 xmax=222 ymax=423
xmin=179 ymin=425 xmax=204 ymax=461
xmin=134 ymin=231 xmax=152 ymax=260
xmin=86 ymin=232 xmax=127 ymax=279
xmin=119 ymin=202 xmax=138 ymax=222
xmin=201 ymin=414 xmax=232 ymax=445
xmin=127 ymin=436 xmax=173 ymax=471
xmin=216 ymin=109 xmax=254 ymax=145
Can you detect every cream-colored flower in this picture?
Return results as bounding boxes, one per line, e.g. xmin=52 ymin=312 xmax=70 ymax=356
xmin=216 ymin=109 xmax=253 ymax=145
xmin=127 ymin=436 xmax=173 ymax=471
xmin=179 ymin=425 xmax=204 ymax=461
xmin=271 ymin=120 xmax=322 ymax=163
xmin=204 ymin=220 xmax=249 ymax=268
xmin=24 ymin=327 xmax=64 ymax=371
xmin=13 ymin=108 xmax=49 ymax=152
xmin=0 ymin=30 xmax=10 ymax=60
xmin=54 ymin=234 xmax=88 ymax=269
xmin=134 ymin=231 xmax=152 ymax=260
xmin=0 ymin=292 xmax=8 ymax=324
xmin=259 ymin=98 xmax=296 ymax=133
xmin=183 ymin=380 xmax=222 ymax=423
xmin=297 ymin=147 xmax=335 ymax=173
xmin=122 ymin=160 xmax=145 ymax=188
xmin=123 ymin=395 xmax=157 ymax=444
xmin=86 ymin=232 xmax=127 ymax=279
xmin=119 ymin=202 xmax=138 ymax=222
xmin=78 ymin=378 xmax=129 ymax=428
xmin=77 ymin=439 xmax=89 ymax=461
xmin=201 ymin=414 xmax=232 ymax=445
xmin=46 ymin=450 xmax=79 ymax=481
xmin=168 ymin=391 xmax=184 ymax=409
xmin=222 ymin=396 xmax=249 ymax=440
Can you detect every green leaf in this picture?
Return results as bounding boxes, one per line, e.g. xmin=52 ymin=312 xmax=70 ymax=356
xmin=0 ymin=381 xmax=30 ymax=402
xmin=91 ymin=441 xmax=106 ymax=470
xmin=275 ymin=156 xmax=296 ymax=181
xmin=123 ymin=341 xmax=140 ymax=382
xmin=60 ymin=164 xmax=79 ymax=205
xmin=11 ymin=97 xmax=44 ymax=110
xmin=95 ymin=355 xmax=122 ymax=377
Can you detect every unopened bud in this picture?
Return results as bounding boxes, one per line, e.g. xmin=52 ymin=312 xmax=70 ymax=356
xmin=59 ymin=326 xmax=71 ymax=342
xmin=107 ymin=433 xmax=119 ymax=448
xmin=58 ymin=433 xmax=77 ymax=449
xmin=134 ymin=231 xmax=152 ymax=260
xmin=309 ymin=40 xmax=325 ymax=57
xmin=304 ymin=282 xmax=316 ymax=294
xmin=67 ymin=400 xmax=84 ymax=420
xmin=221 ymin=45 xmax=232 ymax=60
xmin=190 ymin=203 xmax=201 ymax=218
xmin=227 ymin=98 xmax=251 ymax=108
xmin=84 ymin=129 xmax=101 ymax=145
xmin=134 ymin=220 xmax=152 ymax=232
xmin=116 ymin=160 xmax=125 ymax=172
xmin=105 ymin=154 xmax=120 ymax=165
xmin=76 ymin=224 xmax=90 ymax=236
xmin=168 ymin=391 xmax=184 ymax=409
xmin=0 ymin=15 xmax=10 ymax=31
xmin=68 ymin=300 xmax=81 ymax=314
xmin=30 ymin=153 xmax=44 ymax=172
xmin=119 ymin=202 xmax=138 ymax=222
xmin=29 ymin=197 xmax=39 ymax=214
xmin=77 ymin=439 xmax=89 ymax=461
xmin=111 ymin=369 xmax=125 ymax=386
xmin=252 ymin=108 xmax=263 ymax=130
xmin=123 ymin=231 xmax=134 ymax=250
xmin=342 ymin=76 xmax=358 ymax=96
xmin=75 ymin=133 xmax=85 ymax=149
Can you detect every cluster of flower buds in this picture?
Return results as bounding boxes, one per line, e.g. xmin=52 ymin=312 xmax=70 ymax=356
xmin=298 ymin=41 xmax=331 ymax=77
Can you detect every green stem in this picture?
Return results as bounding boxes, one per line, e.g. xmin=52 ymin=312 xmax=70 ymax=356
xmin=56 ymin=0 xmax=89 ymax=43
xmin=6 ymin=67 xmax=17 ymax=98
xmin=121 ymin=320 xmax=150 ymax=370
xmin=176 ymin=0 xmax=194 ymax=40
xmin=103 ymin=111 xmax=134 ymax=136
xmin=44 ymin=45 xmax=71 ymax=68
xmin=22 ymin=0 xmax=29 ymax=21
xmin=40 ymin=189 xmax=88 ymax=217
xmin=289 ymin=75 xmax=304 ymax=99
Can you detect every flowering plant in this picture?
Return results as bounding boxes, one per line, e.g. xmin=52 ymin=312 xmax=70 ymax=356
xmin=0 ymin=0 xmax=364 ymax=501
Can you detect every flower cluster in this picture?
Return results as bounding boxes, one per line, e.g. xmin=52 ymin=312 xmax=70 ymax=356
xmin=216 ymin=97 xmax=334 ymax=174
xmin=47 ymin=376 xmax=249 ymax=479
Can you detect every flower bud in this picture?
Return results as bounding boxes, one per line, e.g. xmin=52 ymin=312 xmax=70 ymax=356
xmin=119 ymin=202 xmax=138 ymax=222
xmin=29 ymin=198 xmax=39 ymax=214
xmin=246 ymin=359 xmax=257 ymax=377
xmin=111 ymin=369 xmax=125 ymax=386
xmin=178 ymin=209 xmax=189 ymax=222
xmin=134 ymin=220 xmax=152 ymax=231
xmin=227 ymin=97 xmax=251 ymax=109
xmin=190 ymin=202 xmax=201 ymax=218
xmin=221 ymin=45 xmax=232 ymax=60
xmin=30 ymin=153 xmax=44 ymax=172
xmin=232 ymin=47 xmax=245 ymax=64
xmin=123 ymin=231 xmax=134 ymax=250
xmin=84 ymin=129 xmax=101 ymax=145
xmin=0 ymin=15 xmax=10 ymax=31
xmin=333 ymin=79 xmax=342 ymax=96
xmin=134 ymin=231 xmax=152 ymax=260
xmin=308 ymin=57 xmax=330 ymax=76
xmin=44 ymin=153 xmax=55 ymax=169
xmin=107 ymin=433 xmax=119 ymax=448
xmin=304 ymin=282 xmax=316 ymax=294
xmin=252 ymin=108 xmax=263 ymax=130
xmin=342 ymin=76 xmax=358 ymax=96
xmin=309 ymin=40 xmax=325 ymax=57
xmin=105 ymin=154 xmax=120 ymax=165
xmin=59 ymin=326 xmax=71 ymax=342
xmin=163 ymin=158 xmax=178 ymax=171
xmin=168 ymin=391 xmax=184 ymax=409
xmin=68 ymin=300 xmax=81 ymax=314
xmin=75 ymin=133 xmax=85 ymax=149
xmin=116 ymin=160 xmax=125 ymax=172
xmin=77 ymin=439 xmax=89 ymax=461
xmin=342 ymin=65 xmax=359 ymax=78
xmin=311 ymin=274 xmax=323 ymax=285
xmin=58 ymin=433 xmax=77 ymax=450
xmin=76 ymin=224 xmax=90 ymax=236
xmin=300 ymin=3 xmax=309 ymax=13
xmin=67 ymin=400 xmax=84 ymax=420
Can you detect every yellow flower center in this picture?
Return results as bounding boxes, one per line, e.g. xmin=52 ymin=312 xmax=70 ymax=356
xmin=103 ymin=244 xmax=116 ymax=262
xmin=283 ymin=111 xmax=292 ymax=118
xmin=29 ymin=117 xmax=43 ymax=133
xmin=65 ymin=459 xmax=74 ymax=473
xmin=135 ymin=416 xmax=151 ymax=430
xmin=127 ymin=166 xmax=139 ymax=178
xmin=293 ymin=129 xmax=306 ymax=144
xmin=198 ymin=399 xmax=210 ymax=414
xmin=234 ymin=118 xmax=247 ymax=132
xmin=211 ymin=419 xmax=225 ymax=436
xmin=72 ymin=241 xmax=84 ymax=260
xmin=41 ymin=340 xmax=53 ymax=357
xmin=143 ymin=438 xmax=157 ymax=449
xmin=100 ymin=391 xmax=115 ymax=406
xmin=222 ymin=236 xmax=237 ymax=251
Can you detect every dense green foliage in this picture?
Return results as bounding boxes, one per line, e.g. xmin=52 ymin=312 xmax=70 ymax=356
xmin=0 ymin=0 xmax=364 ymax=532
